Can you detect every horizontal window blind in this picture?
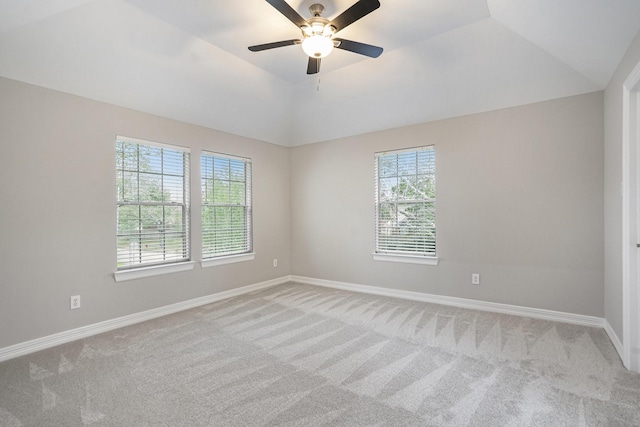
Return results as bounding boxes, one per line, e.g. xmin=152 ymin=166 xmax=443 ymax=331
xmin=375 ymin=146 xmax=436 ymax=256
xmin=116 ymin=137 xmax=190 ymax=270
xmin=201 ymin=152 xmax=252 ymax=259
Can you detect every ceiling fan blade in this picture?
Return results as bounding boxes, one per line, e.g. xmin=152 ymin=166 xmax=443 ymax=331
xmin=329 ymin=0 xmax=380 ymax=33
xmin=248 ymin=39 xmax=301 ymax=52
xmin=334 ymin=38 xmax=383 ymax=58
xmin=265 ymin=0 xmax=308 ymax=28
xmin=307 ymin=57 xmax=321 ymax=74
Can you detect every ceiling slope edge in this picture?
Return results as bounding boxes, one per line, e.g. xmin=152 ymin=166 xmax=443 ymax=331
xmin=0 ymin=0 xmax=296 ymax=146
xmin=287 ymin=17 xmax=601 ymax=146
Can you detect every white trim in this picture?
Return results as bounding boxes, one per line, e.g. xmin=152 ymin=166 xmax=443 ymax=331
xmin=116 ymin=135 xmax=190 ymax=152
xmin=604 ymin=319 xmax=625 ymax=362
xmin=0 ymin=276 xmax=289 ymax=363
xmin=621 ymin=59 xmax=640 ymax=373
xmin=373 ymin=253 xmax=439 ymax=265
xmin=621 ymin=86 xmax=633 ymax=370
xmin=2 ymin=275 xmax=616 ymax=364
xmin=114 ymin=261 xmax=195 ymax=282
xmin=201 ymin=253 xmax=256 ymax=268
xmin=202 ymin=150 xmax=251 ymax=163
xmin=291 ymin=275 xmax=604 ymax=328
xmin=375 ymin=145 xmax=434 ymax=157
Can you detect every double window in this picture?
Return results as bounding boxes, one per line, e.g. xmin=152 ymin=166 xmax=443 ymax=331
xmin=374 ymin=146 xmax=437 ymax=263
xmin=116 ymin=136 xmax=190 ymax=270
xmin=115 ymin=138 xmax=253 ymax=279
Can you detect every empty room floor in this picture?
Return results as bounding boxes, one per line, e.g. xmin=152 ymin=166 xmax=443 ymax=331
xmin=1 ymin=282 xmax=639 ymax=426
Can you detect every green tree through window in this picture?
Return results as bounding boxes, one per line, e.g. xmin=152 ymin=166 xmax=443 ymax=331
xmin=116 ymin=137 xmax=190 ymax=269
xmin=375 ymin=146 xmax=436 ymax=256
xmin=201 ymin=152 xmax=252 ymax=258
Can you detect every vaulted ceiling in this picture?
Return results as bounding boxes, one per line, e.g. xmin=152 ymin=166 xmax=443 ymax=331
xmin=1 ymin=0 xmax=640 ymax=146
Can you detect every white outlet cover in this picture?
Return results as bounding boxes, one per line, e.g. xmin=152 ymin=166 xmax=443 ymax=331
xmin=70 ymin=295 xmax=81 ymax=309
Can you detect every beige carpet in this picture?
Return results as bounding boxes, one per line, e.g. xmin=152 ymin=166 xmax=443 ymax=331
xmin=1 ymin=282 xmax=639 ymax=426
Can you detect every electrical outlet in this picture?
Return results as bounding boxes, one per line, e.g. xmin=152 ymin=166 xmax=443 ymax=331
xmin=273 ymin=259 xmax=278 ymax=268
xmin=70 ymin=295 xmax=81 ymax=310
xmin=472 ymin=274 xmax=480 ymax=285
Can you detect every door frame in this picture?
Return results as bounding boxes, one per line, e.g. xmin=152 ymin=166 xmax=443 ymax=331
xmin=622 ymin=59 xmax=640 ymax=372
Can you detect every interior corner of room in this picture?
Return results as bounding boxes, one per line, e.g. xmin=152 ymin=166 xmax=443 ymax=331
xmin=1 ymin=0 xmax=640 ymax=379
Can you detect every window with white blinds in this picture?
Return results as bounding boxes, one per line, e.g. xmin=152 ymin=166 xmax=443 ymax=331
xmin=375 ymin=146 xmax=436 ymax=257
xmin=116 ymin=136 xmax=190 ymax=270
xmin=201 ymin=152 xmax=252 ymax=259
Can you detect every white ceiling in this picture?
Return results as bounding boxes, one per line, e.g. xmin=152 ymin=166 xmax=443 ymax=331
xmin=1 ymin=0 xmax=640 ymax=146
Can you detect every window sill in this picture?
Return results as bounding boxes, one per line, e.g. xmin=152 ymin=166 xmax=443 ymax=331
xmin=201 ymin=253 xmax=256 ymax=268
xmin=372 ymin=253 xmax=439 ymax=266
xmin=114 ymin=261 xmax=195 ymax=282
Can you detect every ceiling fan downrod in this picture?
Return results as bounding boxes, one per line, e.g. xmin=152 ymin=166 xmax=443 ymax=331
xmin=309 ymin=3 xmax=325 ymax=17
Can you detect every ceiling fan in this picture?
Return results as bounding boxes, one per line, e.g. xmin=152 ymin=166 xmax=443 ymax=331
xmin=248 ymin=0 xmax=383 ymax=75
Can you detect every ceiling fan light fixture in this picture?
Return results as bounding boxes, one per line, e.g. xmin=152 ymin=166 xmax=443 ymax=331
xmin=248 ymin=0 xmax=383 ymax=74
xmin=322 ymin=25 xmax=336 ymax=37
xmin=302 ymin=34 xmax=334 ymax=58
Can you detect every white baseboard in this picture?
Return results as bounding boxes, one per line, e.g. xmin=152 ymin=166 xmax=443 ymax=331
xmin=290 ymin=275 xmax=605 ymax=328
xmin=1 ymin=274 xmax=619 ymax=365
xmin=604 ymin=319 xmax=625 ymax=365
xmin=0 ymin=276 xmax=289 ymax=363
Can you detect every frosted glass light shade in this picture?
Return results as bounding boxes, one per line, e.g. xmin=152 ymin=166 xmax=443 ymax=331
xmin=302 ymin=35 xmax=334 ymax=58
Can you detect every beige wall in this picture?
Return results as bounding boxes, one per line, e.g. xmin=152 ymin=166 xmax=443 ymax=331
xmin=604 ymin=31 xmax=640 ymax=340
xmin=0 ymin=76 xmax=608 ymax=350
xmin=0 ymin=77 xmax=291 ymax=349
xmin=291 ymin=92 xmax=604 ymax=316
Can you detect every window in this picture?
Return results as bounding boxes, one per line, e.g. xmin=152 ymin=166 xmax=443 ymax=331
xmin=201 ymin=152 xmax=253 ymax=265
xmin=116 ymin=136 xmax=191 ymax=272
xmin=374 ymin=146 xmax=437 ymax=264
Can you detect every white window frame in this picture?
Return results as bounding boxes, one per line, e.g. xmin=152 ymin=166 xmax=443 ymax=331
xmin=200 ymin=151 xmax=254 ymax=268
xmin=373 ymin=145 xmax=438 ymax=265
xmin=114 ymin=136 xmax=193 ymax=282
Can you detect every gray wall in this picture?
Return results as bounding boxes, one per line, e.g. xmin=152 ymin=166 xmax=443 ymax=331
xmin=291 ymin=92 xmax=604 ymax=317
xmin=0 ymin=76 xmax=609 ymax=350
xmin=0 ymin=77 xmax=291 ymax=349
xmin=604 ymin=31 xmax=640 ymax=340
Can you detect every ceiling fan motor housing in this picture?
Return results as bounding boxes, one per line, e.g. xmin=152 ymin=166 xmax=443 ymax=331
xmin=302 ymin=4 xmax=335 ymax=38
